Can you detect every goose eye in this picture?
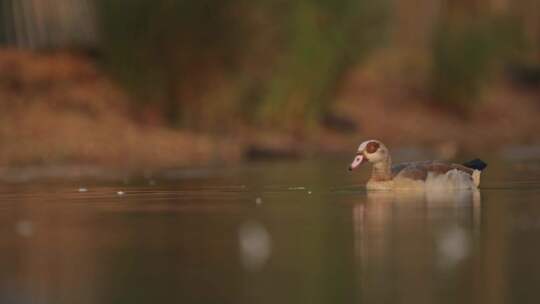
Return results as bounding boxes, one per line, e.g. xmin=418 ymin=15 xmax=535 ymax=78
xmin=366 ymin=142 xmax=380 ymax=154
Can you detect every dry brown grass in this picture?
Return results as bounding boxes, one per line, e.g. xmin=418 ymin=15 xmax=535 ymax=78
xmin=335 ymin=53 xmax=540 ymax=154
xmin=0 ymin=50 xmax=242 ymax=168
xmin=0 ymin=49 xmax=538 ymax=168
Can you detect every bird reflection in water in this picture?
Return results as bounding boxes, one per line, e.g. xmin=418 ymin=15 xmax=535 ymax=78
xmin=352 ymin=189 xmax=481 ymax=303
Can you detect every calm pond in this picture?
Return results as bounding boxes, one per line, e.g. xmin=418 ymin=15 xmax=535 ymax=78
xmin=1 ymin=156 xmax=540 ymax=304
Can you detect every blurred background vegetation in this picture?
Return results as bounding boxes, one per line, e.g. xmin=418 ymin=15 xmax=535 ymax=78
xmin=98 ymin=0 xmax=391 ymax=130
xmin=0 ymin=0 xmax=539 ymax=165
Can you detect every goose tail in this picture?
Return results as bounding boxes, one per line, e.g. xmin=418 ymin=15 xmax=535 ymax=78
xmin=462 ymin=158 xmax=487 ymax=171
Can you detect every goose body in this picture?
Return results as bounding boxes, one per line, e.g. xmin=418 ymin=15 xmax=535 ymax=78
xmin=348 ymin=140 xmax=487 ymax=190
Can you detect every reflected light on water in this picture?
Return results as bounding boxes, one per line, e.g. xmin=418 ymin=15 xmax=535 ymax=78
xmin=238 ymin=220 xmax=272 ymax=272
xmin=437 ymin=225 xmax=470 ymax=268
xmin=15 ymin=220 xmax=34 ymax=238
xmin=1 ymin=158 xmax=539 ymax=304
xmin=353 ymin=188 xmax=483 ymax=303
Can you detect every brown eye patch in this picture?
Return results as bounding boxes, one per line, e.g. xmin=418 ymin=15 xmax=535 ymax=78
xmin=366 ymin=141 xmax=380 ymax=153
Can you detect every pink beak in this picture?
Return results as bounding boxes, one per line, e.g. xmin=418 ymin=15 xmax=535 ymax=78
xmin=348 ymin=154 xmax=365 ymax=171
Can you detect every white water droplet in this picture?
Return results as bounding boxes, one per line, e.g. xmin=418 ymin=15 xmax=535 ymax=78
xmin=16 ymin=220 xmax=34 ymax=238
xmin=238 ymin=220 xmax=271 ymax=272
xmin=437 ymin=225 xmax=469 ymax=268
xmin=288 ymin=186 xmax=306 ymax=190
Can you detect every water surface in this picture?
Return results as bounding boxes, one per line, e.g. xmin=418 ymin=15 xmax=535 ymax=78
xmin=1 ymin=157 xmax=540 ymax=304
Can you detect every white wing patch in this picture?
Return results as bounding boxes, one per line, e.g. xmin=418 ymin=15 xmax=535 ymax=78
xmin=424 ymin=169 xmax=476 ymax=190
xmin=390 ymin=169 xmax=478 ymax=190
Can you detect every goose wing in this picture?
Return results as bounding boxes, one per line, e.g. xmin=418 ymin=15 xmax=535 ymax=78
xmin=392 ymin=161 xmax=474 ymax=181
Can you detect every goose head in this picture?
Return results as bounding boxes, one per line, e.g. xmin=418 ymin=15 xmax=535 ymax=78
xmin=348 ymin=140 xmax=389 ymax=171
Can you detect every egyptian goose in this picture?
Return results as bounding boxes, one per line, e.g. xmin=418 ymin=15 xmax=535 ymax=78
xmin=348 ymin=140 xmax=487 ymax=190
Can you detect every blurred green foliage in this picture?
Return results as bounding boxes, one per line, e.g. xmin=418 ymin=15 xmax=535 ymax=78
xmin=0 ymin=0 xmax=538 ymax=129
xmin=97 ymin=0 xmax=390 ymax=129
xmin=430 ymin=15 xmax=526 ymax=111
xmin=96 ymin=0 xmax=538 ymax=126
xmin=98 ymin=0 xmax=245 ymax=127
